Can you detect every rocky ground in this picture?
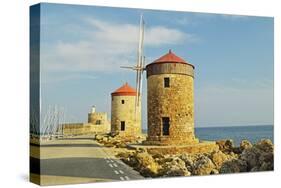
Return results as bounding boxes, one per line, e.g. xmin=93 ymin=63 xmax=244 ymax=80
xmin=94 ymin=134 xmax=274 ymax=178
xmin=95 ymin=134 xmax=146 ymax=148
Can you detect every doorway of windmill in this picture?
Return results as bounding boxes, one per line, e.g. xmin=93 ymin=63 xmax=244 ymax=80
xmin=162 ymin=117 xmax=170 ymax=136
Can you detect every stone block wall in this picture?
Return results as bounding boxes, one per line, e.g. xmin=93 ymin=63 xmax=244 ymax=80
xmin=146 ymin=71 xmax=197 ymax=145
xmin=111 ymin=95 xmax=141 ymax=138
xmin=145 ymin=142 xmax=219 ymax=155
xmin=88 ymin=112 xmax=108 ymax=125
xmin=62 ymin=120 xmax=110 ymax=136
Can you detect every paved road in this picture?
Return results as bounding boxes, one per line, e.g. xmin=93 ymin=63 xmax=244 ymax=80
xmin=30 ymin=139 xmax=143 ymax=185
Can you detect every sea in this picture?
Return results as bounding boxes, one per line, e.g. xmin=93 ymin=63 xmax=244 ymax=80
xmin=143 ymin=125 xmax=273 ymax=146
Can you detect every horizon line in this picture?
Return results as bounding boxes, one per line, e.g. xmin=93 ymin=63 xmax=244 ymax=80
xmin=141 ymin=124 xmax=273 ymax=130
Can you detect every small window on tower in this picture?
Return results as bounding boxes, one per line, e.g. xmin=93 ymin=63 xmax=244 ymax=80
xmin=164 ymin=77 xmax=170 ymax=88
xmin=121 ymin=100 xmax=125 ymax=104
xmin=121 ymin=121 xmax=125 ymax=131
xmin=96 ymin=120 xmax=101 ymax=125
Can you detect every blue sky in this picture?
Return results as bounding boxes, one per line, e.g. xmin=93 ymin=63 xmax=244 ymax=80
xmin=38 ymin=3 xmax=274 ymax=127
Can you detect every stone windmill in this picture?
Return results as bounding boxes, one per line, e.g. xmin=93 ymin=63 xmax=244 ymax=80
xmin=120 ymin=15 xmax=145 ymax=115
xmin=109 ymin=15 xmax=145 ymax=138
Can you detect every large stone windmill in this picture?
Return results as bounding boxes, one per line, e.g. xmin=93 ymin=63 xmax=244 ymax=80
xmin=120 ymin=16 xmax=218 ymax=154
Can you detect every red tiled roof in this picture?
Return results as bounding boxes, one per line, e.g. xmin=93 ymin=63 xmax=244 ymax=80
xmin=147 ymin=49 xmax=194 ymax=68
xmin=111 ymin=82 xmax=137 ymax=96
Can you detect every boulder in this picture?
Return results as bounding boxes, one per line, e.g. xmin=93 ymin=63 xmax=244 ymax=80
xmin=160 ymin=165 xmax=191 ymax=177
xmin=178 ymin=153 xmax=194 ymax=172
xmin=152 ymin=153 xmax=165 ymax=160
xmin=240 ymin=147 xmax=261 ymax=169
xmin=259 ymin=161 xmax=273 ymax=171
xmin=104 ymin=143 xmax=115 ymax=147
xmin=193 ymin=155 xmax=216 ymax=175
xmin=116 ymin=142 xmax=127 ymax=148
xmin=159 ymin=157 xmax=190 ymax=177
xmin=134 ymin=152 xmax=160 ymax=177
xmin=102 ymin=137 xmax=108 ymax=142
xmin=117 ymin=151 xmax=132 ymax=159
xmin=259 ymin=152 xmax=273 ymax=165
xmin=255 ymin=139 xmax=274 ymax=153
xmin=216 ymin=139 xmax=234 ymax=153
xmin=238 ymin=139 xmax=274 ymax=171
xmin=240 ymin=140 xmax=252 ymax=151
xmin=210 ymin=150 xmax=230 ymax=169
xmin=95 ymin=134 xmax=103 ymax=141
xmin=210 ymin=169 xmax=219 ymax=174
xmin=219 ymin=159 xmax=247 ymax=173
xmin=136 ymin=147 xmax=147 ymax=153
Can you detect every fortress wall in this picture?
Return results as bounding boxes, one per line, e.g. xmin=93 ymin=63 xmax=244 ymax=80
xmin=62 ymin=121 xmax=110 ymax=136
xmin=88 ymin=112 xmax=108 ymax=124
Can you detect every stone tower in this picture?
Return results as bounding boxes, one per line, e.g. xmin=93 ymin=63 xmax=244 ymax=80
xmin=111 ymin=83 xmax=141 ymax=138
xmin=145 ymin=50 xmax=198 ymax=145
xmin=88 ymin=106 xmax=108 ymax=125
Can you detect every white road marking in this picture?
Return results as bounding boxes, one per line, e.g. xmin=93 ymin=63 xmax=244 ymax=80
xmin=114 ymin=170 xmax=119 ymax=174
xmin=124 ymin=176 xmax=130 ymax=180
xmin=119 ymin=170 xmax=124 ymax=174
xmin=113 ymin=163 xmax=118 ymax=167
xmin=106 ymin=160 xmax=110 ymax=163
xmin=109 ymin=164 xmax=113 ymax=168
xmin=110 ymin=160 xmax=114 ymax=163
xmin=120 ymin=177 xmax=125 ymax=181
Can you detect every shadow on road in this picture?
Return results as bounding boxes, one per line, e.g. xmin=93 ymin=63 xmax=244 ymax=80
xmin=30 ymin=143 xmax=100 ymax=147
xmin=30 ymin=157 xmax=122 ymax=180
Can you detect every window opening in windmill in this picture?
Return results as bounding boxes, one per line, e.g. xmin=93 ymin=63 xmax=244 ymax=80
xmin=162 ymin=117 xmax=170 ymax=135
xmin=121 ymin=121 xmax=125 ymax=131
xmin=164 ymin=77 xmax=170 ymax=88
xmin=121 ymin=100 xmax=125 ymax=104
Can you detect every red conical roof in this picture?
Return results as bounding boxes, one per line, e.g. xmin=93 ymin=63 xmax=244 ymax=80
xmin=111 ymin=82 xmax=137 ymax=96
xmin=148 ymin=49 xmax=194 ymax=68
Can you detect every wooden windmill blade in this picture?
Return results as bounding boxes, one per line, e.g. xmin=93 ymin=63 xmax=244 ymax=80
xmin=136 ymin=68 xmax=142 ymax=106
xmin=135 ymin=67 xmax=140 ymax=106
xmin=138 ymin=17 xmax=145 ymax=106
xmin=135 ymin=14 xmax=145 ymax=108
xmin=139 ymin=56 xmax=145 ymax=99
xmin=120 ymin=66 xmax=135 ymax=70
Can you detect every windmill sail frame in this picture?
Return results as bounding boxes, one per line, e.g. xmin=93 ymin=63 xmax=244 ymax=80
xmin=120 ymin=15 xmax=145 ymax=119
xmin=136 ymin=14 xmax=145 ymax=107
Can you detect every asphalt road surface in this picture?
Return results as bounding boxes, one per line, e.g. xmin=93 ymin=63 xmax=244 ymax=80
xmin=30 ymin=138 xmax=143 ymax=185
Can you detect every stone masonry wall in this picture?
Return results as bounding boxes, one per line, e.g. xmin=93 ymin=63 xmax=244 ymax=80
xmin=62 ymin=112 xmax=110 ymax=136
xmin=145 ymin=142 xmax=219 ymax=155
xmin=146 ymin=72 xmax=198 ymax=145
xmin=111 ymin=95 xmax=141 ymax=138
xmin=88 ymin=112 xmax=108 ymax=125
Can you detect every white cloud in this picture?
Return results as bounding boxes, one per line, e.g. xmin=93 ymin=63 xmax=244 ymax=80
xmin=41 ymin=72 xmax=97 ymax=84
xmin=220 ymin=14 xmax=250 ymax=21
xmin=41 ymin=17 xmax=196 ymax=74
xmin=174 ymin=13 xmax=249 ymax=27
